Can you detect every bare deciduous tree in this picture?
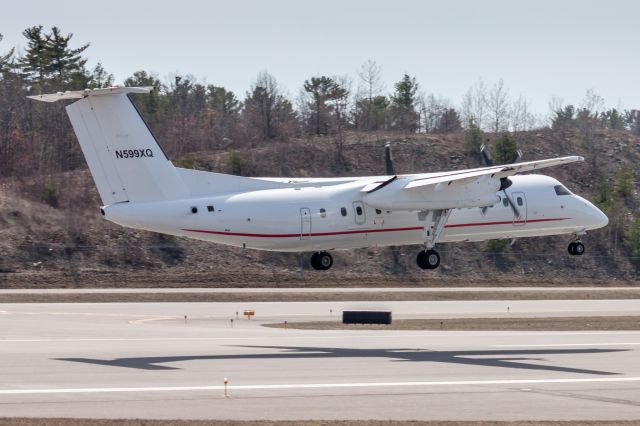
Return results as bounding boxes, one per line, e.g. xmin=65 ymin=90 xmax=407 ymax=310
xmin=488 ymin=78 xmax=510 ymax=134
xmin=510 ymin=94 xmax=534 ymax=134
xmin=355 ymin=60 xmax=384 ymax=131
xmin=461 ymin=79 xmax=487 ymax=129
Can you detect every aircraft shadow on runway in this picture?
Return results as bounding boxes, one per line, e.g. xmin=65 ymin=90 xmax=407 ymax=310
xmin=56 ymin=346 xmax=627 ymax=375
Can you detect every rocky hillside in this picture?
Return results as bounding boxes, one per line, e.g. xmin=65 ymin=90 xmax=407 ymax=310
xmin=1 ymin=128 xmax=638 ymax=288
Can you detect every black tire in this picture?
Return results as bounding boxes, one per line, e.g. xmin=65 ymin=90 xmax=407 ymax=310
xmin=417 ymin=249 xmax=440 ymax=270
xmin=568 ymin=242 xmax=576 ymax=255
xmin=310 ymin=252 xmax=321 ymax=270
xmin=573 ymin=241 xmax=585 ymax=256
xmin=417 ymin=251 xmax=429 ymax=269
xmin=311 ymin=252 xmax=332 ymax=270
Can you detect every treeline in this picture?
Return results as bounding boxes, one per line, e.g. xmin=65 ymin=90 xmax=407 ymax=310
xmin=3 ymin=27 xmax=640 ymax=265
xmin=1 ymin=26 xmax=640 ymax=180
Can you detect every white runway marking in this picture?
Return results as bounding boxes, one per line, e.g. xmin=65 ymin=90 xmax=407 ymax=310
xmin=2 ymin=377 xmax=640 ymax=395
xmin=495 ymin=343 xmax=640 ymax=347
xmin=2 ymin=331 xmax=640 ymax=343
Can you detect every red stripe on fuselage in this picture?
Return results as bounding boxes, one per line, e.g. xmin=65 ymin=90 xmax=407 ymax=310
xmin=182 ymin=217 xmax=570 ymax=239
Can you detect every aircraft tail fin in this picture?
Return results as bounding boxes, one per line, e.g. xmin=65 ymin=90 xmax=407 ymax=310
xmin=29 ymin=87 xmax=187 ymax=205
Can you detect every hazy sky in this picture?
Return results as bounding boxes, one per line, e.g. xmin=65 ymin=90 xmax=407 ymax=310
xmin=2 ymin=0 xmax=638 ymax=116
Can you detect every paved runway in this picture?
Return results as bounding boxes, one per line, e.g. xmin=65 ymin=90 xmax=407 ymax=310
xmin=1 ymin=300 xmax=640 ymax=421
xmin=2 ymin=286 xmax=640 ymax=294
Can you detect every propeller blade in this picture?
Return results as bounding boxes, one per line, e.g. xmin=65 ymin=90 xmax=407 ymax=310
xmin=385 ymin=143 xmax=395 ymax=175
xmin=480 ymin=144 xmax=493 ymax=167
xmin=509 ymin=149 xmax=523 ymax=164
xmin=503 ymin=190 xmax=520 ymax=219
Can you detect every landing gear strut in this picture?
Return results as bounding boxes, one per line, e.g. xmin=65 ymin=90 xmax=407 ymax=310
xmin=417 ymin=249 xmax=440 ymax=269
xmin=568 ymin=241 xmax=585 ymax=256
xmin=310 ymin=251 xmax=333 ymax=270
xmin=416 ymin=209 xmax=451 ymax=270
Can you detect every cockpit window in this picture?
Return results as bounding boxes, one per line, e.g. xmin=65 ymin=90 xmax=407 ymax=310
xmin=554 ymin=185 xmax=571 ymax=196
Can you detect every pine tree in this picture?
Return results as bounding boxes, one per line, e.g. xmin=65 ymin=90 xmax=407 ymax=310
xmin=0 ymin=34 xmax=15 ymax=74
xmin=18 ymin=26 xmax=90 ymax=90
xmin=493 ymin=133 xmax=519 ymax=164
xmin=390 ymin=74 xmax=419 ymax=132
xmin=303 ymin=76 xmax=346 ymax=135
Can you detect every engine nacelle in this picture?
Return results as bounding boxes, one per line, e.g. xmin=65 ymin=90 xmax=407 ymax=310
xmin=363 ymin=175 xmax=501 ymax=210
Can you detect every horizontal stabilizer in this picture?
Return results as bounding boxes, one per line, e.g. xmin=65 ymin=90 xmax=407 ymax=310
xmin=27 ymin=86 xmax=153 ymax=103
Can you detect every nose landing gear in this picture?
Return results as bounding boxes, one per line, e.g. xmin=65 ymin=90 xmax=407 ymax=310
xmin=310 ymin=251 xmax=333 ymax=270
xmin=568 ymin=241 xmax=585 ymax=256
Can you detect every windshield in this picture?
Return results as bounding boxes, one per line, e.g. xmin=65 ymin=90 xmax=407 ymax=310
xmin=554 ymin=185 xmax=572 ymax=196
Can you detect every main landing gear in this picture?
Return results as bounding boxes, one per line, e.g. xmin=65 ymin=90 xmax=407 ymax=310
xmin=417 ymin=249 xmax=440 ymax=269
xmin=310 ymin=251 xmax=333 ymax=270
xmin=568 ymin=240 xmax=585 ymax=256
xmin=416 ymin=209 xmax=451 ymax=271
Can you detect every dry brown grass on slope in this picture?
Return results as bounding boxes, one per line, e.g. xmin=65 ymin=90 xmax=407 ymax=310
xmin=264 ymin=316 xmax=640 ymax=331
xmin=2 ymin=289 xmax=640 ymax=303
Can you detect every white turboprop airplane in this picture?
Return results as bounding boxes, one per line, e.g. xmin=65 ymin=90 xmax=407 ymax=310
xmin=30 ymin=87 xmax=608 ymax=270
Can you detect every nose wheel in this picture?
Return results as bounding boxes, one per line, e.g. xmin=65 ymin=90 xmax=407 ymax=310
xmin=310 ymin=251 xmax=333 ymax=270
xmin=568 ymin=241 xmax=585 ymax=256
xmin=417 ymin=249 xmax=440 ymax=269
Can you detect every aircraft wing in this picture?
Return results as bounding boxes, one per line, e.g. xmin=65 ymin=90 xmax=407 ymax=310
xmin=363 ymin=156 xmax=583 ymax=211
xmin=403 ymin=156 xmax=583 ymax=190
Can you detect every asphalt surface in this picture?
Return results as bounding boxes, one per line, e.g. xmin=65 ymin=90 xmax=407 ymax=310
xmin=1 ymin=300 xmax=640 ymax=421
xmin=1 ymin=286 xmax=639 ymax=294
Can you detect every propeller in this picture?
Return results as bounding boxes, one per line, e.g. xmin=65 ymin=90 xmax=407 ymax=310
xmin=480 ymin=143 xmax=521 ymax=218
xmin=385 ymin=142 xmax=395 ymax=175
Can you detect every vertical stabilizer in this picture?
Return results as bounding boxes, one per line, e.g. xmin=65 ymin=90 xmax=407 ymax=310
xmin=29 ymin=87 xmax=187 ymax=205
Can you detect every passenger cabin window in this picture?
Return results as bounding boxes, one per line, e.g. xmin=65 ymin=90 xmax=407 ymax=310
xmin=554 ymin=185 xmax=571 ymax=196
xmin=516 ymin=197 xmax=523 ymax=207
xmin=191 ymin=206 xmax=198 ymax=214
xmin=356 ymin=206 xmax=363 ymax=215
xmin=320 ymin=208 xmax=326 ymax=218
xmin=207 ymin=205 xmax=214 ymax=212
xmin=375 ymin=209 xmax=382 ymax=214
xmin=502 ymin=198 xmax=509 ymax=207
xmin=341 ymin=207 xmax=347 ymax=216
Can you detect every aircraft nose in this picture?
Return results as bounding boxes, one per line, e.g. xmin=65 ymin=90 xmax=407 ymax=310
xmin=588 ymin=201 xmax=608 ymax=229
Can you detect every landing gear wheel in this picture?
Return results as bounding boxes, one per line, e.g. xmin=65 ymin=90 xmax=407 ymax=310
xmin=568 ymin=241 xmax=584 ymax=256
xmin=310 ymin=251 xmax=333 ymax=270
xmin=570 ymin=241 xmax=584 ymax=256
xmin=417 ymin=249 xmax=440 ymax=270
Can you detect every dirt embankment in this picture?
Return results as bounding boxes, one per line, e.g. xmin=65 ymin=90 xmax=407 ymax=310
xmin=265 ymin=316 xmax=640 ymax=332
xmin=2 ymin=128 xmax=639 ymax=288
xmin=2 ymin=289 xmax=640 ymax=303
